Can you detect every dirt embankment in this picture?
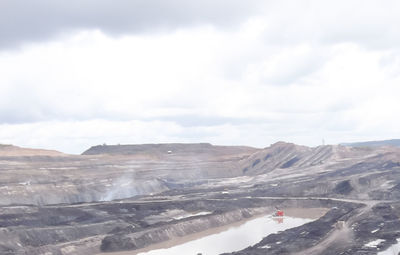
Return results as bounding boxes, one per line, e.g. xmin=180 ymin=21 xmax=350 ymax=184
xmin=0 ymin=196 xmax=343 ymax=255
xmin=98 ymin=198 xmax=346 ymax=254
xmin=101 ymin=207 xmax=328 ymax=255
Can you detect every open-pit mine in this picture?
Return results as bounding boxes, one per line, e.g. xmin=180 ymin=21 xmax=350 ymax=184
xmin=1 ymin=142 xmax=400 ymax=255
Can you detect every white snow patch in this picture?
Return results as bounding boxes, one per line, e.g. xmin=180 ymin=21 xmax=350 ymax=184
xmin=380 ymin=180 xmax=395 ymax=188
xmin=18 ymin=181 xmax=31 ymax=186
xmin=145 ymin=210 xmax=212 ymax=224
xmin=365 ymin=239 xmax=385 ymax=248
xmin=378 ymin=238 xmax=400 ymax=255
xmin=173 ymin=211 xmax=211 ymax=220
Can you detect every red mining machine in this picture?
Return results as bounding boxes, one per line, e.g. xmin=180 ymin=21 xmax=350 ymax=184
xmin=273 ymin=206 xmax=284 ymax=217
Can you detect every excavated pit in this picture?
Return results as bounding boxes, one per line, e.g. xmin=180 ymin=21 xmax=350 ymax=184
xmin=0 ymin=196 xmax=343 ymax=255
xmin=2 ymin=142 xmax=400 ymax=254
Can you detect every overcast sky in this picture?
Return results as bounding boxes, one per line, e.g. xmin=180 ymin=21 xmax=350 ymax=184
xmin=1 ymin=0 xmax=400 ymax=154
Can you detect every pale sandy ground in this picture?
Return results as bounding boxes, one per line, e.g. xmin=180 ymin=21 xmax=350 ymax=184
xmin=0 ymin=145 xmax=65 ymax=156
xmin=100 ymin=207 xmax=328 ymax=255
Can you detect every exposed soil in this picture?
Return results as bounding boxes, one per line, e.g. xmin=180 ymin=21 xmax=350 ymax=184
xmin=1 ymin=142 xmax=400 ymax=254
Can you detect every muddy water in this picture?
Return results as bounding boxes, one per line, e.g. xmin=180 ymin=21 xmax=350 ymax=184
xmin=133 ymin=208 xmax=325 ymax=255
xmin=136 ymin=216 xmax=309 ymax=255
xmin=105 ymin=208 xmax=327 ymax=255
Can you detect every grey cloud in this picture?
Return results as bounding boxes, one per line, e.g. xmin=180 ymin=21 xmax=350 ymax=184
xmin=0 ymin=0 xmax=265 ymax=49
xmin=2 ymin=0 xmax=400 ymax=51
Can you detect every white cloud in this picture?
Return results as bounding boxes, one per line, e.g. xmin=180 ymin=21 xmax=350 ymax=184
xmin=1 ymin=2 xmax=400 ymax=152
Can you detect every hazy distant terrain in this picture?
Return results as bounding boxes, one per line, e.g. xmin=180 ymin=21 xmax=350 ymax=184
xmin=341 ymin=139 xmax=400 ymax=148
xmin=1 ymin=141 xmax=400 ymax=254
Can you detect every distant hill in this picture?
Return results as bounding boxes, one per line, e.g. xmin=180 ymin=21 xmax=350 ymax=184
xmin=0 ymin=144 xmax=65 ymax=156
xmin=81 ymin=143 xmax=258 ymax=156
xmin=341 ymin=139 xmax=400 ymax=148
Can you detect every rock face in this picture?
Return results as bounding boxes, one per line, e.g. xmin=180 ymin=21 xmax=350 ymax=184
xmin=238 ymin=142 xmax=400 ymax=200
xmin=0 ymin=143 xmax=258 ymax=206
xmin=240 ymin=142 xmax=333 ymax=175
xmin=1 ymin=141 xmax=400 ymax=254
xmin=240 ymin=141 xmax=396 ymax=175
